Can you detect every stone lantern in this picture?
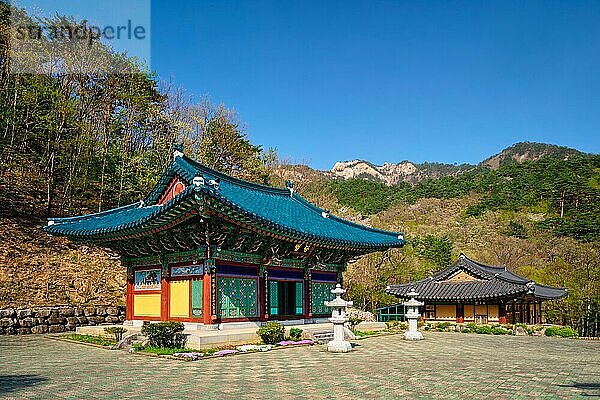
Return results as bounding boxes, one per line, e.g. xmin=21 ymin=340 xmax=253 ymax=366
xmin=404 ymin=290 xmax=424 ymax=341
xmin=325 ymin=283 xmax=353 ymax=352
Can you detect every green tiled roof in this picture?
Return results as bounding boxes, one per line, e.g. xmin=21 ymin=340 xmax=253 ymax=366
xmin=45 ymin=155 xmax=405 ymax=250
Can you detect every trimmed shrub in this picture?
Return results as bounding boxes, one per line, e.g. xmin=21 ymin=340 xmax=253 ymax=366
xmin=348 ymin=317 xmax=363 ymax=332
xmin=544 ymin=325 xmax=578 ymax=337
xmin=544 ymin=326 xmax=560 ymax=337
xmin=141 ymin=321 xmax=187 ymax=348
xmin=385 ymin=320 xmax=407 ymax=330
xmin=104 ymin=326 xmax=127 ymax=342
xmin=465 ymin=322 xmax=478 ymax=331
xmin=558 ymin=326 xmax=578 ymax=338
xmin=289 ymin=328 xmax=303 ymax=341
xmin=491 ymin=326 xmax=508 ymax=335
xmin=475 ymin=325 xmax=493 ymax=334
xmin=257 ymin=322 xmax=285 ymax=344
xmin=436 ymin=322 xmax=453 ymax=331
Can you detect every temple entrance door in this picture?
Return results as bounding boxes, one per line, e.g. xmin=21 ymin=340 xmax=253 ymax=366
xmin=270 ymin=280 xmax=303 ymax=318
xmin=278 ymin=281 xmax=295 ymax=316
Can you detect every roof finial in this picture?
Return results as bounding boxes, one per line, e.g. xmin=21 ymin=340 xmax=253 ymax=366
xmin=193 ymin=172 xmax=205 ymax=187
xmin=208 ymin=178 xmax=220 ymax=190
xmin=173 ymin=143 xmax=184 ymax=159
xmin=285 ymin=180 xmax=294 ymax=196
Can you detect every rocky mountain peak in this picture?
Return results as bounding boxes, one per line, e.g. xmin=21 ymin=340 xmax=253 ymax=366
xmin=481 ymin=142 xmax=584 ymax=170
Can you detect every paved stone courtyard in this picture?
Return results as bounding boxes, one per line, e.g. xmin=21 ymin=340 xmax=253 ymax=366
xmin=0 ymin=332 xmax=598 ymax=399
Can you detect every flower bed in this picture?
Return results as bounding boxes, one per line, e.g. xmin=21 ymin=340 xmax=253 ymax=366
xmin=277 ymin=339 xmax=314 ymax=346
xmin=173 ymin=352 xmax=204 ymax=361
xmin=237 ymin=344 xmax=274 ymax=352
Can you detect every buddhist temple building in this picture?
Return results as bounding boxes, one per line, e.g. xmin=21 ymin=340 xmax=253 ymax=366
xmin=385 ymin=254 xmax=567 ymax=324
xmin=45 ymin=146 xmax=405 ymax=327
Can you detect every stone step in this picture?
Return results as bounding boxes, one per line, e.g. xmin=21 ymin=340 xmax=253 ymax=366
xmin=313 ymin=333 xmax=334 ymax=338
xmin=312 ymin=331 xmax=334 ymax=342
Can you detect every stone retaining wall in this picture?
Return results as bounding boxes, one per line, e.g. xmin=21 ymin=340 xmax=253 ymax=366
xmin=0 ymin=306 xmax=126 ymax=335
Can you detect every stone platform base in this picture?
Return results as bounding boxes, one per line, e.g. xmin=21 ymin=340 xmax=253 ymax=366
xmin=76 ymin=321 xmax=337 ymax=350
xmin=404 ymin=331 xmax=424 ymax=341
xmin=327 ymin=339 xmax=352 ymax=352
xmin=355 ymin=321 xmax=386 ymax=332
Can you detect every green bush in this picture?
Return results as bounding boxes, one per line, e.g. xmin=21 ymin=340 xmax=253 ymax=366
xmin=437 ymin=322 xmax=451 ymax=330
xmin=289 ymin=328 xmax=303 ymax=341
xmin=475 ymin=325 xmax=493 ymax=334
xmin=491 ymin=326 xmax=508 ymax=335
xmin=545 ymin=325 xmax=577 ymax=337
xmin=465 ymin=322 xmax=478 ymax=331
xmin=257 ymin=322 xmax=285 ymax=344
xmin=386 ymin=320 xmax=408 ymax=330
xmin=104 ymin=326 xmax=127 ymax=342
xmin=141 ymin=321 xmax=187 ymax=348
xmin=544 ymin=326 xmax=560 ymax=337
xmin=348 ymin=317 xmax=363 ymax=332
xmin=558 ymin=326 xmax=578 ymax=338
xmin=355 ymin=330 xmax=378 ymax=337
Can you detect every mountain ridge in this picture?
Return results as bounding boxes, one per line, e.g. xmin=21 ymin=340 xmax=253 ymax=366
xmin=328 ymin=142 xmax=589 ymax=185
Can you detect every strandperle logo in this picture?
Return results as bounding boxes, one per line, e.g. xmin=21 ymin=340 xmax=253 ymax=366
xmin=8 ymin=0 xmax=151 ymax=74
xmin=13 ymin=19 xmax=147 ymax=46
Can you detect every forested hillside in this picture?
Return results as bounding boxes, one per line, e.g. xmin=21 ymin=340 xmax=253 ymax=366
xmin=292 ymin=152 xmax=600 ymax=329
xmin=0 ymin=3 xmax=274 ymax=307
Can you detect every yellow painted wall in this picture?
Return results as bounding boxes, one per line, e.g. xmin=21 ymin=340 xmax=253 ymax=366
xmin=475 ymin=305 xmax=487 ymax=316
xmin=170 ymin=280 xmax=190 ymax=318
xmin=488 ymin=305 xmax=499 ymax=321
xmin=464 ymin=304 xmax=474 ymax=320
xmin=133 ymin=294 xmax=161 ymax=317
xmin=436 ymin=304 xmax=456 ymax=320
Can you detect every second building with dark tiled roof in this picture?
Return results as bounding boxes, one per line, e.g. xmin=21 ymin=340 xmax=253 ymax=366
xmin=383 ymin=254 xmax=567 ymax=324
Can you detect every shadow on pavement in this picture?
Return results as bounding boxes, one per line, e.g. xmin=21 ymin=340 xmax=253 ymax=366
xmin=0 ymin=375 xmax=48 ymax=394
xmin=558 ymin=382 xmax=600 ymax=397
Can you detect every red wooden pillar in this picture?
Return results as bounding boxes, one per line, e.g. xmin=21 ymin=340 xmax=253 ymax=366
xmin=202 ymin=273 xmax=213 ymax=325
xmin=499 ymin=302 xmax=507 ymax=324
xmin=160 ymin=275 xmax=170 ymax=321
xmin=126 ymin=279 xmax=134 ymax=320
xmin=304 ymin=270 xmax=312 ymax=320
xmin=259 ymin=268 xmax=269 ymax=322
xmin=456 ymin=304 xmax=464 ymax=323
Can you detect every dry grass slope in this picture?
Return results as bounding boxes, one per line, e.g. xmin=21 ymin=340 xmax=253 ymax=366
xmin=0 ymin=184 xmax=125 ymax=308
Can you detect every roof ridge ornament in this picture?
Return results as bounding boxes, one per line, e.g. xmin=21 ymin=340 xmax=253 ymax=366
xmin=173 ymin=143 xmax=184 ymax=159
xmin=208 ymin=178 xmax=220 ymax=190
xmin=285 ymin=180 xmax=294 ymax=196
xmin=193 ymin=173 xmax=205 ymax=187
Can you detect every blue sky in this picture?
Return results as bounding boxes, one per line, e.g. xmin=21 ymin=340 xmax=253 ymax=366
xmin=15 ymin=1 xmax=600 ymax=169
